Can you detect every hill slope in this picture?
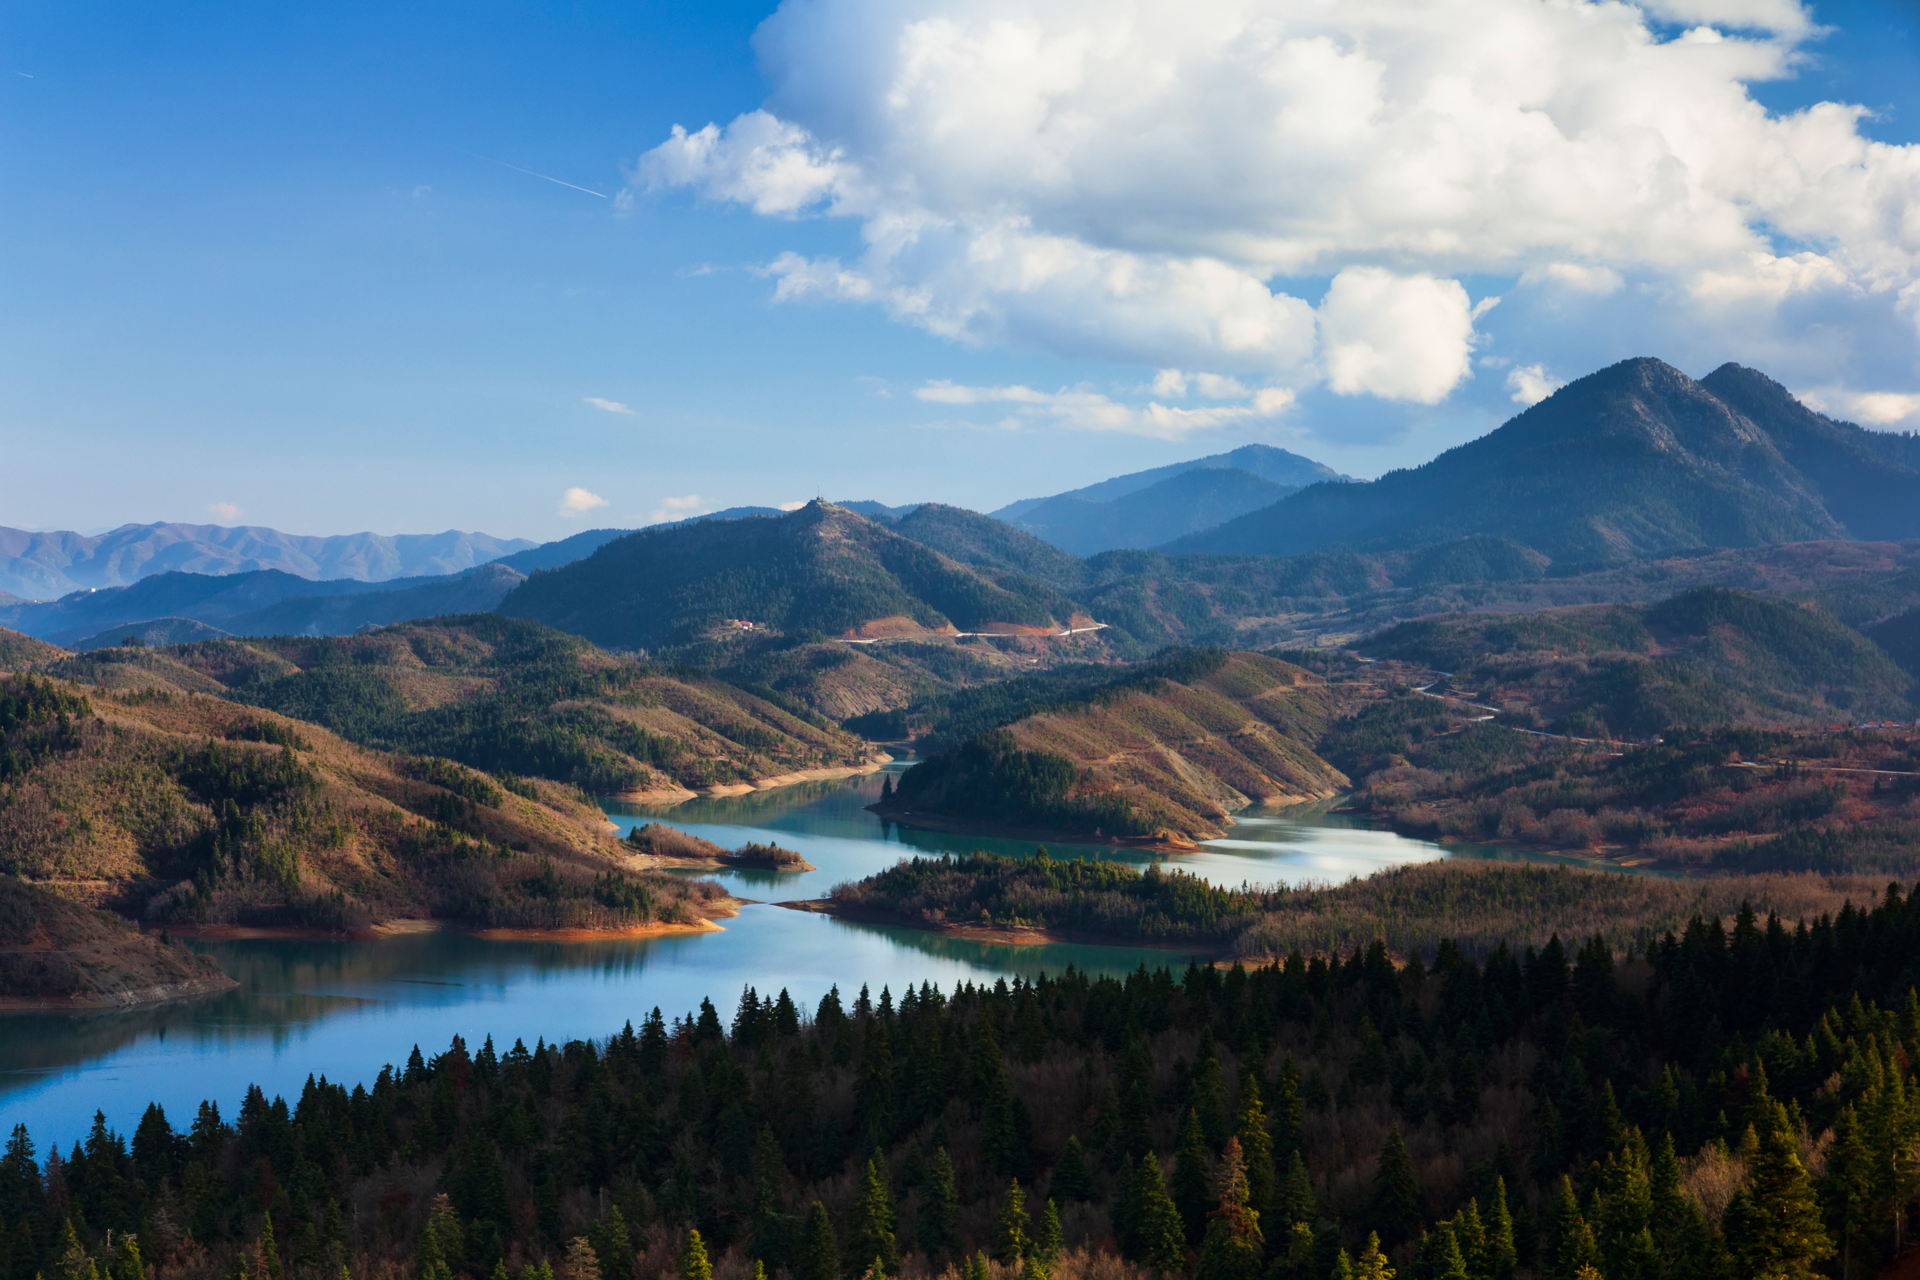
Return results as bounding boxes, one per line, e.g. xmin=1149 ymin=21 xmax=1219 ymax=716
xmin=1364 ymin=587 xmax=1916 ymax=736
xmin=0 ymin=672 xmax=726 ymax=934
xmin=0 ymin=876 xmax=235 ymax=1008
xmin=883 ymin=650 xmax=1346 ymax=844
xmin=500 ymin=500 xmax=1085 ymax=651
xmin=0 ymin=523 xmax=532 ymax=599
xmin=65 ymin=615 xmax=880 ymax=801
xmin=1175 ymin=358 xmax=1920 ymax=562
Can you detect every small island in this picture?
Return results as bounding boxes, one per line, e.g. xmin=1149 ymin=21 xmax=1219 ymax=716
xmin=624 ymin=822 xmax=817 ymax=871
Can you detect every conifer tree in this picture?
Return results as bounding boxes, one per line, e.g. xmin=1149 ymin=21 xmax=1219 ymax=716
xmin=559 ymin=1239 xmax=600 ymax=1280
xmin=799 ymin=1203 xmax=840 ymax=1280
xmin=1235 ymin=1076 xmax=1276 ymax=1224
xmin=1122 ymin=1157 xmax=1185 ymax=1273
xmin=1195 ymin=1138 xmax=1262 ymax=1280
xmin=1035 ymin=1202 xmax=1062 ymax=1265
xmin=1052 ymin=1137 xmax=1092 ymax=1202
xmin=1411 ymin=1225 xmax=1468 ymax=1280
xmin=848 ymin=1159 xmax=898 ymax=1277
xmin=1172 ymin=1110 xmax=1212 ymax=1244
xmin=1723 ymin=1109 xmax=1833 ymax=1280
xmin=918 ymin=1149 xmax=960 ymax=1263
xmin=1482 ymin=1179 xmax=1518 ymax=1280
xmin=1369 ymin=1128 xmax=1423 ymax=1250
xmin=1545 ymin=1178 xmax=1598 ymax=1280
xmin=681 ymin=1230 xmax=713 ymax=1280
xmin=996 ymin=1179 xmax=1031 ymax=1265
xmin=1352 ymin=1233 xmax=1394 ymax=1280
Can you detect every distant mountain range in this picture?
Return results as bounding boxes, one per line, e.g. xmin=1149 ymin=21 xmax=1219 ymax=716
xmin=1171 ymin=359 xmax=1920 ymax=561
xmin=0 ymin=522 xmax=534 ymax=600
xmin=993 ymin=443 xmax=1347 ymax=554
xmin=499 ymin=500 xmax=1083 ymax=650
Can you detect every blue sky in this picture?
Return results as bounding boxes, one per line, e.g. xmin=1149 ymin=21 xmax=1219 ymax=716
xmin=4 ymin=0 xmax=1917 ymax=540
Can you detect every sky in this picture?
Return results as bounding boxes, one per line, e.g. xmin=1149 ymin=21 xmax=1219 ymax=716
xmin=3 ymin=0 xmax=1918 ymax=541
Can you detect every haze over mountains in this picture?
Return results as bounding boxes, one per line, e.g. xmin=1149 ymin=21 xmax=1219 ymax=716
xmin=993 ymin=443 xmax=1346 ymax=554
xmin=5 ymin=357 xmax=1919 ymax=662
xmin=0 ymin=523 xmax=533 ymax=599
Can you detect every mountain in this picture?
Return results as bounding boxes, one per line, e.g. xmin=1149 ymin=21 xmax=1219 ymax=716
xmin=499 ymin=500 xmax=1086 ymax=651
xmin=0 ymin=669 xmax=723 ymax=937
xmin=882 ymin=649 xmax=1346 ymax=844
xmin=994 ymin=443 xmax=1346 ymax=554
xmin=0 ymin=523 xmax=534 ymax=600
xmin=1 ymin=563 xmax=526 ymax=647
xmin=1172 ymin=358 xmax=1920 ymax=562
xmin=886 ymin=503 xmax=1087 ymax=587
xmin=1363 ymin=587 xmax=1916 ymax=736
xmin=65 ymin=614 xmax=880 ymax=802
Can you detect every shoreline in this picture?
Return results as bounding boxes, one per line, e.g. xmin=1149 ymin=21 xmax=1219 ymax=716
xmin=864 ymin=805 xmax=1209 ymax=853
xmin=150 ymin=896 xmax=750 ymax=945
xmin=776 ymin=898 xmax=1224 ymax=956
xmin=0 ymin=972 xmax=239 ymax=1014
xmin=612 ymin=756 xmax=892 ymax=806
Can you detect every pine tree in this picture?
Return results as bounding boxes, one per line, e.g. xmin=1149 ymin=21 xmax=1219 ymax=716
xmin=1411 ymin=1225 xmax=1468 ymax=1280
xmin=1036 ymin=1201 xmax=1062 ymax=1265
xmin=1369 ymin=1128 xmax=1423 ymax=1250
xmin=1123 ymin=1157 xmax=1186 ymax=1273
xmin=1352 ymin=1233 xmax=1395 ymax=1280
xmin=919 ymin=1148 xmax=960 ymax=1262
xmin=1235 ymin=1076 xmax=1276 ymax=1224
xmin=1195 ymin=1138 xmax=1262 ymax=1280
xmin=1482 ymin=1179 xmax=1518 ymax=1280
xmin=1724 ymin=1109 xmax=1833 ymax=1280
xmin=1172 ymin=1109 xmax=1212 ymax=1244
xmin=799 ymin=1203 xmax=841 ymax=1280
xmin=1052 ymin=1137 xmax=1092 ymax=1202
xmin=1545 ymin=1178 xmax=1598 ymax=1280
xmin=996 ymin=1179 xmax=1031 ymax=1265
xmin=1276 ymin=1150 xmax=1316 ymax=1231
xmin=681 ymin=1230 xmax=713 ymax=1280
xmin=847 ymin=1159 xmax=898 ymax=1277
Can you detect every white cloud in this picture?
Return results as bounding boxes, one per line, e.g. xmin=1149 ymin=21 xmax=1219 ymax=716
xmin=647 ymin=494 xmax=709 ymax=524
xmin=558 ymin=487 xmax=610 ymax=517
xmin=915 ymin=379 xmax=1294 ymax=439
xmin=1318 ymin=269 xmax=1477 ymax=403
xmin=206 ymin=501 xmax=244 ymax=523
xmin=1798 ymin=387 xmax=1920 ymax=429
xmin=583 ymin=396 xmax=638 ymax=416
xmin=777 ymin=500 xmax=808 ymax=511
xmin=637 ymin=0 xmax=1920 ymax=414
xmin=1520 ymin=263 xmax=1627 ymax=296
xmin=1506 ymin=364 xmax=1564 ymax=405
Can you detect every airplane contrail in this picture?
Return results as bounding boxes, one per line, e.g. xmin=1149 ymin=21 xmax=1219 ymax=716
xmin=468 ymin=152 xmax=607 ymax=199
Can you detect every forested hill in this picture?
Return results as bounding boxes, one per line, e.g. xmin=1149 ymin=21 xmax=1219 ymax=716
xmin=15 ymin=882 xmax=1920 ymax=1280
xmin=0 ymin=670 xmax=726 ymax=938
xmin=499 ymin=501 xmax=1085 ymax=651
xmin=1362 ymin=586 xmax=1916 ymax=736
xmin=1172 ymin=357 xmax=1920 ymax=562
xmin=38 ymin=615 xmax=878 ymax=801
xmin=884 ymin=650 xmax=1345 ymax=845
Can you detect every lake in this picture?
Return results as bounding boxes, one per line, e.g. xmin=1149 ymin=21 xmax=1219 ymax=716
xmin=0 ymin=768 xmax=1556 ymax=1150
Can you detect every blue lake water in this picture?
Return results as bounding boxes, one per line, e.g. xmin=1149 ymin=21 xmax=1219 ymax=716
xmin=0 ymin=768 xmax=1573 ymax=1150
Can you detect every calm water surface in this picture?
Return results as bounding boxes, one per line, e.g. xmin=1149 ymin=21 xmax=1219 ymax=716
xmin=0 ymin=768 xmax=1582 ymax=1148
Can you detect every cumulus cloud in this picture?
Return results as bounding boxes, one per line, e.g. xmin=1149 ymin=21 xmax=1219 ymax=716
xmin=1799 ymin=387 xmax=1920 ymax=429
xmin=206 ymin=502 xmax=244 ymax=523
xmin=1506 ymin=364 xmax=1564 ymax=406
xmin=647 ymin=495 xmax=709 ymax=524
xmin=583 ymin=396 xmax=638 ymax=416
xmin=558 ymin=487 xmax=609 ymax=517
xmin=635 ymin=0 xmax=1920 ymax=420
xmin=915 ymin=379 xmax=1294 ymax=439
